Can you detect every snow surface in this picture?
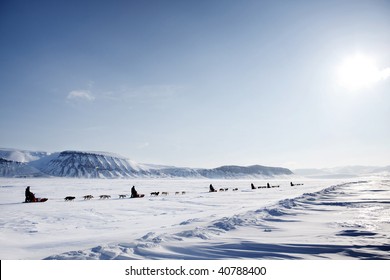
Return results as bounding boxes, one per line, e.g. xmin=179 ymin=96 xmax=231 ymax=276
xmin=0 ymin=177 xmax=389 ymax=260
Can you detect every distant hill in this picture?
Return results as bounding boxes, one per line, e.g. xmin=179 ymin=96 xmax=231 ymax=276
xmin=0 ymin=148 xmax=294 ymax=179
xmin=197 ymin=165 xmax=293 ymax=179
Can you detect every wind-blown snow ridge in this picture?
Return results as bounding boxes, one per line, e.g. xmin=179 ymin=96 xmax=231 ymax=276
xmin=45 ymin=180 xmax=390 ymax=260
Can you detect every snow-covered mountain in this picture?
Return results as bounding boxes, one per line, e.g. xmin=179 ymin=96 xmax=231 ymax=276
xmin=0 ymin=148 xmax=294 ymax=179
xmin=33 ymin=151 xmax=152 ymax=178
xmin=3 ymin=148 xmax=388 ymax=179
xmin=0 ymin=158 xmax=45 ymax=178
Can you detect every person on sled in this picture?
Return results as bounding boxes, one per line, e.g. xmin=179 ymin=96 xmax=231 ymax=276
xmin=131 ymin=186 xmax=139 ymax=198
xmin=209 ymin=184 xmax=217 ymax=192
xmin=25 ymin=186 xmax=36 ymax=202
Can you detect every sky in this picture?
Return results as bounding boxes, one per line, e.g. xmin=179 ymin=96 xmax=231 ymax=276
xmin=0 ymin=0 xmax=389 ymax=169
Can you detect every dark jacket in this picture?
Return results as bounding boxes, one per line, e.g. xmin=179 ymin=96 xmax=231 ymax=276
xmin=25 ymin=186 xmax=35 ymax=202
xmin=131 ymin=186 xmax=138 ymax=198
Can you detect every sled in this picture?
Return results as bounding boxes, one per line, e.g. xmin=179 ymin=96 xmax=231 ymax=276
xmin=24 ymin=198 xmax=48 ymax=203
xmin=130 ymin=194 xmax=145 ymax=198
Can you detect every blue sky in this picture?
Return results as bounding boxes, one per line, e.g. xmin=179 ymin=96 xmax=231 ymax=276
xmin=1 ymin=0 xmax=389 ymax=169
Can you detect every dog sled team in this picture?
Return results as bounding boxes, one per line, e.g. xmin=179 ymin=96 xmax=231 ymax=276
xmin=249 ymin=182 xmax=304 ymax=190
xmin=25 ymin=181 xmax=304 ymax=203
xmin=208 ymin=184 xmax=238 ymax=192
xmin=61 ymin=186 xmax=145 ymax=201
xmin=251 ymin=183 xmax=279 ymax=189
xmin=58 ymin=186 xmax=187 ymax=202
xmin=209 ymin=181 xmax=304 ymax=192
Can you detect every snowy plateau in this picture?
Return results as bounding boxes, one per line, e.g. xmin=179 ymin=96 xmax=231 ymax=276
xmin=0 ymin=149 xmax=389 ymax=260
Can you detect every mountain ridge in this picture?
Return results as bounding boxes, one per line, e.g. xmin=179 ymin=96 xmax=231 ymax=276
xmin=0 ymin=148 xmax=293 ymax=179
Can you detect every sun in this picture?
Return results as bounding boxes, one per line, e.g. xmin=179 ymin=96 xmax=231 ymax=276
xmin=337 ymin=53 xmax=379 ymax=91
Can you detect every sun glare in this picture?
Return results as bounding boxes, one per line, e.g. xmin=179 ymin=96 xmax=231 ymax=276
xmin=337 ymin=53 xmax=380 ymax=91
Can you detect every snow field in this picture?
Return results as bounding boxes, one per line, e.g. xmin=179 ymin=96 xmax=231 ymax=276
xmin=0 ymin=178 xmax=389 ymax=259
